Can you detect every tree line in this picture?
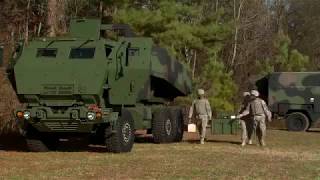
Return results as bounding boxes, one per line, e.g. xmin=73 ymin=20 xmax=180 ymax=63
xmin=0 ymin=0 xmax=314 ymax=114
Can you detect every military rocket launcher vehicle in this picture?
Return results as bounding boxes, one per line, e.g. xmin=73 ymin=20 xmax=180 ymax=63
xmin=11 ymin=19 xmax=192 ymax=152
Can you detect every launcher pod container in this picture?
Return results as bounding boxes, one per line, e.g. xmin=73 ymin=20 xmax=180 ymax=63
xmin=11 ymin=19 xmax=192 ymax=152
xmin=261 ymin=72 xmax=320 ymax=131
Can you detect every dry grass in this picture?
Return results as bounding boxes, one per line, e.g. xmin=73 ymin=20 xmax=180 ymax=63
xmin=0 ymin=130 xmax=319 ymax=179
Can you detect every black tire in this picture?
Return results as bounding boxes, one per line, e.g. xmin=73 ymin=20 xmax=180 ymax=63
xmin=105 ymin=110 xmax=135 ymax=153
xmin=170 ymin=108 xmax=184 ymax=142
xmin=286 ymin=112 xmax=310 ymax=131
xmin=152 ymin=108 xmax=177 ymax=143
xmin=25 ymin=126 xmax=49 ymax=152
xmin=90 ymin=124 xmax=108 ymax=145
xmin=41 ymin=134 xmax=60 ymax=151
xmin=26 ymin=139 xmax=49 ymax=152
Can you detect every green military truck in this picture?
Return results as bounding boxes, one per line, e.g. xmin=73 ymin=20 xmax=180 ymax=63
xmin=10 ymin=19 xmax=192 ymax=152
xmin=259 ymin=72 xmax=320 ymax=131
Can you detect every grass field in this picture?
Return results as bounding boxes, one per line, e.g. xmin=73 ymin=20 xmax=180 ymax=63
xmin=0 ymin=129 xmax=319 ymax=179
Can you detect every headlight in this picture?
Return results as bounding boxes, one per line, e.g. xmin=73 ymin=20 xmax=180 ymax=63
xmin=87 ymin=112 xmax=96 ymax=120
xmin=24 ymin=111 xmax=31 ymax=120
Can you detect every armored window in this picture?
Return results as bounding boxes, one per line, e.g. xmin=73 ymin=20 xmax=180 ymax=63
xmin=37 ymin=48 xmax=57 ymax=58
xmin=69 ymin=48 xmax=95 ymax=59
xmin=105 ymin=45 xmax=113 ymax=58
xmin=114 ymin=29 xmax=126 ymax=36
xmin=128 ymin=48 xmax=139 ymax=56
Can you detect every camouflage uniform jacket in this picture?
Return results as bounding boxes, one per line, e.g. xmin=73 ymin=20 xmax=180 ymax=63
xmin=240 ymin=98 xmax=269 ymax=118
xmin=188 ymin=98 xmax=212 ymax=120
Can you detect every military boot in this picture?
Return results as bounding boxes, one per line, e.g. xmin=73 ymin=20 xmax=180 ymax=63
xmin=200 ymin=138 xmax=205 ymax=144
xmin=257 ymin=138 xmax=266 ymax=147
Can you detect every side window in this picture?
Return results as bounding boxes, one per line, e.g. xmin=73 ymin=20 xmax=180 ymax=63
xmin=128 ymin=48 xmax=139 ymax=56
xmin=114 ymin=29 xmax=126 ymax=36
xmin=126 ymin=48 xmax=140 ymax=66
xmin=69 ymin=48 xmax=95 ymax=59
xmin=37 ymin=48 xmax=57 ymax=58
xmin=105 ymin=45 xmax=113 ymax=58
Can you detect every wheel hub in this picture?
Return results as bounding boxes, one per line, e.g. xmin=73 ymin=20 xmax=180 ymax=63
xmin=122 ymin=122 xmax=132 ymax=143
xmin=294 ymin=119 xmax=303 ymax=129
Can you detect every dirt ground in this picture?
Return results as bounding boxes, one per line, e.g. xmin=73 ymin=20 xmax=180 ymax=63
xmin=0 ymin=128 xmax=319 ymax=179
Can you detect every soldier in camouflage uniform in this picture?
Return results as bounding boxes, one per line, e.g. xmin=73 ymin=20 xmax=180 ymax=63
xmin=239 ymin=92 xmax=254 ymax=147
xmin=237 ymin=90 xmax=271 ymax=147
xmin=189 ymin=89 xmax=212 ymax=144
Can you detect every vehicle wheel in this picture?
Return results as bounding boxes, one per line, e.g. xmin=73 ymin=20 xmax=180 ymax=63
xmin=26 ymin=139 xmax=49 ymax=152
xmin=169 ymin=108 xmax=184 ymax=142
xmin=25 ymin=126 xmax=49 ymax=152
xmin=286 ymin=112 xmax=310 ymax=131
xmin=105 ymin=110 xmax=135 ymax=153
xmin=41 ymin=134 xmax=60 ymax=151
xmin=90 ymin=124 xmax=108 ymax=145
xmin=152 ymin=108 xmax=177 ymax=143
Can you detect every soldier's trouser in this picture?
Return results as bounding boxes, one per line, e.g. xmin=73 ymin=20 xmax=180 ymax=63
xmin=253 ymin=115 xmax=266 ymax=144
xmin=196 ymin=115 xmax=208 ymax=139
xmin=240 ymin=120 xmax=254 ymax=142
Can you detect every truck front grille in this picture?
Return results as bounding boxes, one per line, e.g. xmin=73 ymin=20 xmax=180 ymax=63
xmin=44 ymin=122 xmax=79 ymax=131
xmin=42 ymin=84 xmax=74 ymax=95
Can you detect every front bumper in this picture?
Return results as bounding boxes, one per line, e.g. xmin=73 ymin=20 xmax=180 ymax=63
xmin=15 ymin=106 xmax=119 ymax=133
xmin=17 ymin=120 xmax=95 ymax=133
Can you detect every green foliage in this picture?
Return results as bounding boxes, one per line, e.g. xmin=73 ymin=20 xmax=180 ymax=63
xmin=276 ymin=33 xmax=309 ymax=71
xmin=258 ymin=31 xmax=309 ymax=75
xmin=114 ymin=0 xmax=232 ymax=61
xmin=114 ymin=0 xmax=237 ymax=113
xmin=287 ymin=49 xmax=309 ymax=71
xmin=287 ymin=0 xmax=320 ymax=69
xmin=256 ymin=58 xmax=275 ymax=76
xmin=199 ymin=60 xmax=237 ymax=113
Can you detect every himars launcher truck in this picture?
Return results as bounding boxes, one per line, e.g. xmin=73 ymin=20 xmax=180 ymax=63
xmin=9 ymin=19 xmax=192 ymax=152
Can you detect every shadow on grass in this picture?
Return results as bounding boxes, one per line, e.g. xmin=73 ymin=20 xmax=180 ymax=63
xmin=0 ymin=133 xmax=157 ymax=153
xmin=0 ymin=137 xmax=110 ymax=153
xmin=0 ymin=134 xmax=28 ymax=152
xmin=306 ymin=129 xmax=320 ymax=133
xmin=185 ymin=139 xmax=241 ymax=145
xmin=134 ymin=134 xmax=154 ymax=143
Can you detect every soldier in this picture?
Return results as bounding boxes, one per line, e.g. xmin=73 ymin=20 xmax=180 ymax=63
xmin=239 ymin=92 xmax=254 ymax=147
xmin=188 ymin=89 xmax=212 ymax=144
xmin=237 ymin=90 xmax=271 ymax=147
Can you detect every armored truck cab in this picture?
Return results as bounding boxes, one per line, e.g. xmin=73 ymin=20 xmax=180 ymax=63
xmin=266 ymin=72 xmax=320 ymax=131
xmin=12 ymin=19 xmax=192 ymax=152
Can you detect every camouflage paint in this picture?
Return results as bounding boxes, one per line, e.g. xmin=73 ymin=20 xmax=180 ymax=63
xmin=267 ymin=72 xmax=320 ymax=125
xmin=12 ymin=19 xmax=192 ymax=133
